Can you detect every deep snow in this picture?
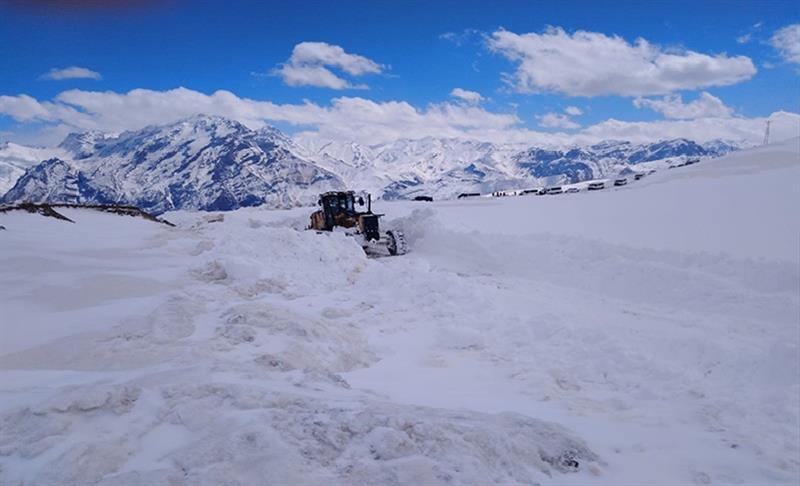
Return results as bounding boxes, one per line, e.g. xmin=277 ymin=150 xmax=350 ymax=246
xmin=0 ymin=138 xmax=798 ymax=485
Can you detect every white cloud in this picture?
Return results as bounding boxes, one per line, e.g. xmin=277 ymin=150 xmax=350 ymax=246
xmin=0 ymin=88 xmax=517 ymax=145
xmin=40 ymin=66 xmax=102 ymax=81
xmin=487 ymin=27 xmax=756 ymax=96
xmin=581 ymin=111 xmax=799 ymax=144
xmin=564 ymin=106 xmax=583 ymax=116
xmin=770 ymin=24 xmax=800 ymax=64
xmin=736 ymin=33 xmax=752 ymax=44
xmin=633 ymin=92 xmax=734 ymax=119
xmin=450 ymin=88 xmax=483 ymax=104
xmin=0 ymin=94 xmax=56 ymax=121
xmin=0 ymin=88 xmax=797 ymax=147
xmin=536 ymin=112 xmax=580 ymax=129
xmin=275 ymin=65 xmax=365 ymax=90
xmin=273 ymin=42 xmax=383 ymax=89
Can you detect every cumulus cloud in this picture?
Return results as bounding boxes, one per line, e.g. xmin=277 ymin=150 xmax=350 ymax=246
xmin=450 ymin=88 xmax=483 ymax=104
xmin=564 ymin=106 xmax=583 ymax=116
xmin=536 ymin=112 xmax=580 ymax=129
xmin=40 ymin=66 xmax=102 ymax=81
xmin=0 ymin=88 xmax=797 ymax=147
xmin=487 ymin=27 xmax=756 ymax=96
xmin=770 ymin=24 xmax=800 ymax=64
xmin=633 ymin=92 xmax=734 ymax=119
xmin=272 ymin=42 xmax=383 ymax=89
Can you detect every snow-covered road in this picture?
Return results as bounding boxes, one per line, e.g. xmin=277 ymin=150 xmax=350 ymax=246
xmin=1 ymin=139 xmax=798 ymax=485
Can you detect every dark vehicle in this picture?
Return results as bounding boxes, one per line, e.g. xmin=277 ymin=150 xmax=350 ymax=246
xmin=634 ymin=173 xmax=645 ymax=180
xmin=458 ymin=192 xmax=481 ymax=199
xmin=587 ymin=181 xmax=605 ymax=190
xmin=614 ymin=178 xmax=628 ymax=186
xmin=522 ymin=188 xmax=546 ymax=195
xmin=546 ymin=186 xmax=563 ymax=195
xmin=309 ymin=191 xmax=407 ymax=256
xmin=685 ymin=158 xmax=700 ymax=165
xmin=413 ymin=195 xmax=433 ymax=202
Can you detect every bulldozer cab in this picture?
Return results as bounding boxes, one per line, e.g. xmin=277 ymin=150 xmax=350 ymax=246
xmin=315 ymin=191 xmax=366 ymax=230
xmin=320 ymin=192 xmax=357 ymax=216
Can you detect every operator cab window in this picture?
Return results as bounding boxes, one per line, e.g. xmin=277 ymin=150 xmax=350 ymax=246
xmin=339 ymin=196 xmax=353 ymax=212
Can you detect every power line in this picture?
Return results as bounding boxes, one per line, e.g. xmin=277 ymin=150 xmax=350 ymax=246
xmin=763 ymin=120 xmax=771 ymax=145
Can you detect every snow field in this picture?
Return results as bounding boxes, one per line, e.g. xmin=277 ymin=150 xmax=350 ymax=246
xmin=0 ymin=208 xmax=599 ymax=485
xmin=0 ymin=138 xmax=798 ymax=485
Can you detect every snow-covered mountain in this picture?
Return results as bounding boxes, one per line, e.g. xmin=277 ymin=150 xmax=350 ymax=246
xmin=2 ymin=158 xmax=82 ymax=205
xmin=0 ymin=142 xmax=68 ymax=195
xmin=511 ymin=138 xmax=736 ymax=185
xmin=305 ymin=136 xmax=740 ymax=199
xmin=3 ymin=116 xmax=344 ymax=213
xmin=2 ymin=115 xmax=740 ymax=213
xmin=57 ymin=131 xmax=114 ymax=160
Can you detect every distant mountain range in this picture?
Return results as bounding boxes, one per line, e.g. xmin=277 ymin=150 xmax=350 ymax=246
xmin=1 ymin=115 xmax=741 ymax=214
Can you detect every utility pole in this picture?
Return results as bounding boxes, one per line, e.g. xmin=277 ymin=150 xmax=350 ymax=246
xmin=763 ymin=120 xmax=771 ymax=145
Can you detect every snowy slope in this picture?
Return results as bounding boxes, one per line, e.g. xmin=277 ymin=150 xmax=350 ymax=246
xmin=0 ymin=139 xmax=797 ymax=485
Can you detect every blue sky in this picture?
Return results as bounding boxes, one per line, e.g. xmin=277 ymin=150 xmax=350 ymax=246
xmin=0 ymin=0 xmax=798 ymax=145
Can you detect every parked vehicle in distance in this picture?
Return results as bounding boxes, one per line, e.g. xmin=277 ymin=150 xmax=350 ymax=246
xmin=413 ymin=195 xmax=433 ymax=202
xmin=648 ymin=169 xmax=657 ymax=175
xmin=457 ymin=192 xmax=481 ymax=199
xmin=685 ymin=158 xmax=700 ymax=165
xmin=546 ymin=186 xmax=563 ymax=195
xmin=587 ymin=181 xmax=605 ymax=190
xmin=634 ymin=173 xmax=645 ymax=180
xmin=564 ymin=187 xmax=579 ymax=193
xmin=614 ymin=178 xmax=628 ymax=186
xmin=523 ymin=188 xmax=547 ymax=195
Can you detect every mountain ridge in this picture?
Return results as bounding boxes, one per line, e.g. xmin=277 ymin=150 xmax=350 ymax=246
xmin=2 ymin=115 xmax=742 ymax=213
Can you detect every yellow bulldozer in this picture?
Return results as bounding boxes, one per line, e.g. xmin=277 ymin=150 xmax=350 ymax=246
xmin=308 ymin=191 xmax=407 ymax=256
